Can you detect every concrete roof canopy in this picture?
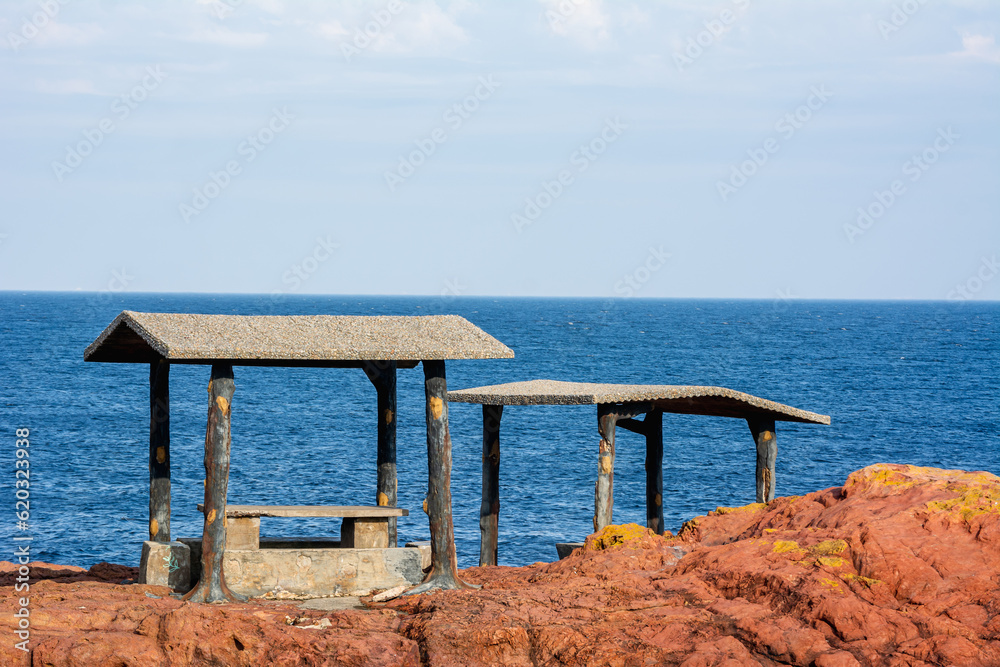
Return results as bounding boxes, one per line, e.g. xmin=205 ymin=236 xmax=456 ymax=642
xmin=84 ymin=311 xmax=515 ymax=366
xmin=448 ymin=379 xmax=830 ymax=424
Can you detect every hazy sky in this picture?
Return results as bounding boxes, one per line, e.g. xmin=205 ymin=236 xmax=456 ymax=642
xmin=1 ymin=0 xmax=997 ymax=299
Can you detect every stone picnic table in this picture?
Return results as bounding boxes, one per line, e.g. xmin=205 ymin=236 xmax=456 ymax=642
xmin=447 ymin=380 xmax=830 ymax=567
xmin=85 ymin=311 xmax=513 ymax=601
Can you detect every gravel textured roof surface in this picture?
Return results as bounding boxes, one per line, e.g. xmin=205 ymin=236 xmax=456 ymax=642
xmin=448 ymin=379 xmax=830 ymax=424
xmin=84 ymin=311 xmax=515 ymax=364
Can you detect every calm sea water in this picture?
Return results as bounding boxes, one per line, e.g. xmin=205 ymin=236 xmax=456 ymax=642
xmin=1 ymin=293 xmax=997 ymax=569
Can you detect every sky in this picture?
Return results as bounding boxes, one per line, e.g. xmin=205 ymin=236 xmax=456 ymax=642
xmin=0 ymin=0 xmax=997 ymax=300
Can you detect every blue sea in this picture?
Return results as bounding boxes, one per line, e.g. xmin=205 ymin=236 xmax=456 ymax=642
xmin=1 ymin=293 xmax=997 ymax=570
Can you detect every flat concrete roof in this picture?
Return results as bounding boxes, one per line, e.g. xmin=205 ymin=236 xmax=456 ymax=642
xmin=448 ymin=379 xmax=830 ymax=424
xmin=84 ymin=311 xmax=514 ymax=366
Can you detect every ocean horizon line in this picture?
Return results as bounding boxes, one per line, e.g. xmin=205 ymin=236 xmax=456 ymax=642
xmin=2 ymin=290 xmax=998 ymax=305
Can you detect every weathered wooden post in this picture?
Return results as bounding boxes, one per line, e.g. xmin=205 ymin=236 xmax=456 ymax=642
xmin=184 ymin=363 xmax=244 ymax=603
xmin=363 ymin=361 xmax=398 ymax=547
xmin=747 ymin=416 xmax=777 ymax=503
xmin=406 ymin=360 xmax=475 ymax=594
xmin=644 ymin=409 xmax=664 ymax=535
xmin=595 ymin=404 xmax=618 ymax=532
xmin=479 ymin=404 xmax=503 ymax=567
xmin=149 ymin=359 xmax=170 ymax=542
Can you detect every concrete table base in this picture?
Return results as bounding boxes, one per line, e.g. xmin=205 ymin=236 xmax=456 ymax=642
xmin=138 ymin=540 xmax=191 ymax=592
xmin=179 ymin=539 xmax=423 ymax=597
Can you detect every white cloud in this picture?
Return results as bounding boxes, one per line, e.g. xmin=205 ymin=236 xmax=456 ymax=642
xmin=541 ymin=0 xmax=612 ymax=50
xmin=34 ymin=78 xmax=99 ymax=95
xmin=312 ymin=1 xmax=468 ymax=57
xmin=183 ymin=27 xmax=269 ymax=48
xmin=35 ymin=21 xmax=104 ymax=48
xmin=952 ymin=32 xmax=1000 ymax=63
xmin=380 ymin=1 xmax=468 ymax=55
xmin=1 ymin=20 xmax=104 ymax=51
xmin=315 ymin=21 xmax=348 ymax=40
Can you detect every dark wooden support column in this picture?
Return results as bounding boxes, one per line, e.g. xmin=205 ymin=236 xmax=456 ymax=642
xmin=149 ymin=359 xmax=170 ymax=543
xmin=747 ymin=416 xmax=777 ymax=503
xmin=184 ymin=363 xmax=244 ymax=603
xmin=644 ymin=409 xmax=664 ymax=535
xmin=406 ymin=360 xmax=476 ymax=594
xmin=594 ymin=403 xmax=653 ymax=533
xmin=479 ymin=404 xmax=503 ymax=567
xmin=594 ymin=404 xmax=618 ymax=532
xmin=363 ymin=361 xmax=398 ymax=547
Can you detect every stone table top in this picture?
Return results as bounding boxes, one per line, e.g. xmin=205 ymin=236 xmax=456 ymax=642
xmin=195 ymin=505 xmax=409 ymax=518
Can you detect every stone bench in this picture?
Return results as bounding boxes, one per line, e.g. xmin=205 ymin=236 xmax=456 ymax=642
xmin=197 ymin=505 xmax=409 ymax=550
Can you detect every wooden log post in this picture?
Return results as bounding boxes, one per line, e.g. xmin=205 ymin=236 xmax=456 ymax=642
xmin=594 ymin=404 xmax=618 ymax=532
xmin=149 ymin=359 xmax=170 ymax=543
xmin=183 ymin=363 xmax=244 ymax=603
xmin=363 ymin=361 xmax=398 ymax=547
xmin=644 ymin=409 xmax=664 ymax=535
xmin=747 ymin=416 xmax=777 ymax=504
xmin=479 ymin=404 xmax=503 ymax=567
xmin=405 ymin=360 xmax=476 ymax=594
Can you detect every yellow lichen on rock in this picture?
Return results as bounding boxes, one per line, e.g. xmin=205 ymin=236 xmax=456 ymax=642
xmin=714 ymin=503 xmax=766 ymax=516
xmin=817 ymin=556 xmax=847 ymax=568
xmin=841 ymin=573 xmax=882 ymax=588
xmin=811 ymin=539 xmax=848 ymax=556
xmin=850 ymin=464 xmax=1000 ymax=497
xmin=926 ymin=481 xmax=1000 ymax=521
xmin=772 ymin=540 xmax=806 ymax=555
xmin=819 ymin=577 xmax=843 ymax=591
xmin=870 ymin=467 xmax=915 ymax=487
xmin=587 ymin=523 xmax=652 ymax=551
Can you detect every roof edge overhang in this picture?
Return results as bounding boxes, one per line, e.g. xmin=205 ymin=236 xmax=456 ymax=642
xmin=448 ymin=381 xmax=830 ymax=425
xmin=84 ymin=311 xmax=169 ymax=363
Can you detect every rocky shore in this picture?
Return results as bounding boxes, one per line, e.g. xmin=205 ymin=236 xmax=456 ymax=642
xmin=3 ymin=463 xmax=998 ymax=666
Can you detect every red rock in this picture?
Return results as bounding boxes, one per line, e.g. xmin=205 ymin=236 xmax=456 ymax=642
xmin=1 ymin=464 xmax=998 ymax=665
